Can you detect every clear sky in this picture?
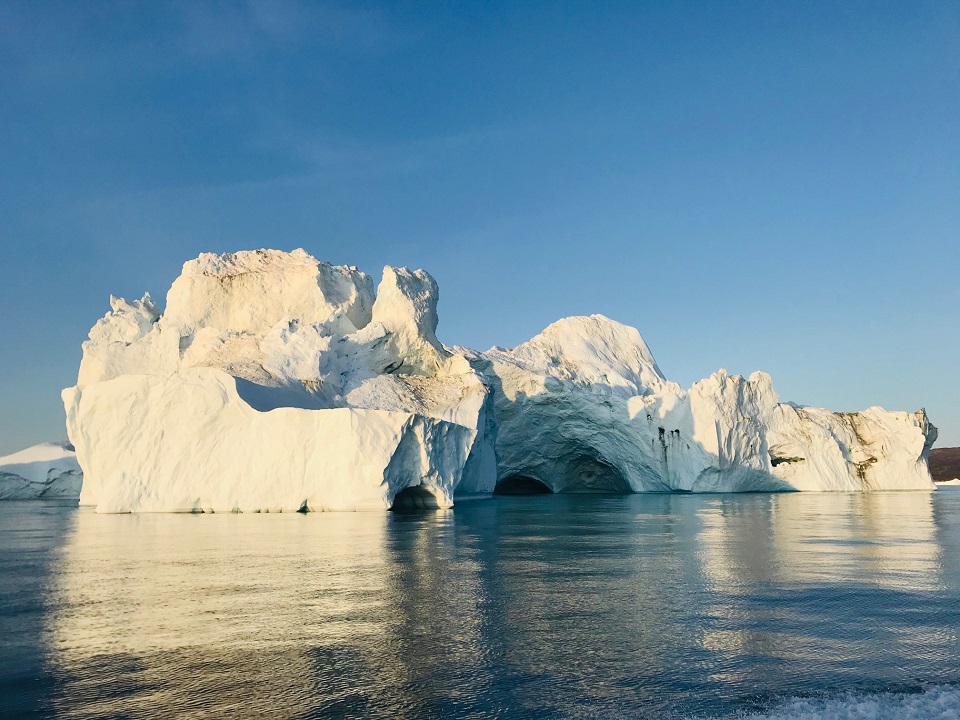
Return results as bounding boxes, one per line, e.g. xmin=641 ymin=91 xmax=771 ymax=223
xmin=1 ymin=1 xmax=958 ymax=455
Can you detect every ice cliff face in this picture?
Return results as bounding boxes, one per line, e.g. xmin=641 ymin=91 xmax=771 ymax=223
xmin=0 ymin=442 xmax=82 ymax=500
xmin=63 ymin=250 xmax=936 ymax=512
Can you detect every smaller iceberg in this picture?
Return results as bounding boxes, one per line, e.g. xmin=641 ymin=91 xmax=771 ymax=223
xmin=467 ymin=314 xmax=937 ymax=493
xmin=0 ymin=442 xmax=82 ymax=500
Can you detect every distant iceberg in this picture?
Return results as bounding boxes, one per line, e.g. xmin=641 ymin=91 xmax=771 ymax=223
xmin=0 ymin=442 xmax=82 ymax=500
xmin=62 ymin=249 xmax=937 ymax=513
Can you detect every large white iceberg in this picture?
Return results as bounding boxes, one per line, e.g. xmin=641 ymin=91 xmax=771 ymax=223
xmin=62 ymin=249 xmax=937 ymax=513
xmin=0 ymin=442 xmax=82 ymax=500
xmin=63 ymin=249 xmax=495 ymax=512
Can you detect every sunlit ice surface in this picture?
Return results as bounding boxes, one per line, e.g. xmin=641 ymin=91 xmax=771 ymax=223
xmin=3 ymin=491 xmax=960 ymax=719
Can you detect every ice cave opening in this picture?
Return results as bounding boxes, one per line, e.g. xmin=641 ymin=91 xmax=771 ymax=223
xmin=494 ymin=475 xmax=554 ymax=495
xmin=558 ymin=453 xmax=632 ymax=493
xmin=391 ymin=485 xmax=441 ymax=511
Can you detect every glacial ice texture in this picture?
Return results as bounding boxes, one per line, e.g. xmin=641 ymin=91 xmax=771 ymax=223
xmin=63 ymin=250 xmax=937 ymax=512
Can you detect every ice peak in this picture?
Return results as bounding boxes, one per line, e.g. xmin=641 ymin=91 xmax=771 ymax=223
xmin=163 ymin=248 xmax=375 ymax=336
xmin=184 ymin=248 xmax=321 ymax=277
xmin=370 ymin=265 xmax=449 ymax=376
xmin=489 ymin=314 xmax=666 ymax=396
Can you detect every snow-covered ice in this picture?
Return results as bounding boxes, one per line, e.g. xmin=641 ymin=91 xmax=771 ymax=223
xmin=63 ymin=249 xmax=937 ymax=512
xmin=0 ymin=442 xmax=82 ymax=500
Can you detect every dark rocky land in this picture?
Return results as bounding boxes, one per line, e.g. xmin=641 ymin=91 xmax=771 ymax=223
xmin=930 ymin=447 xmax=960 ymax=482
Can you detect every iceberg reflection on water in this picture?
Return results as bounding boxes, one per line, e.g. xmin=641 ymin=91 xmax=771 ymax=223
xmin=2 ymin=491 xmax=958 ymax=718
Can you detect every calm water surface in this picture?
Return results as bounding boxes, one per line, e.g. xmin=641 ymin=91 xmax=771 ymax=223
xmin=3 ymin=491 xmax=960 ymax=719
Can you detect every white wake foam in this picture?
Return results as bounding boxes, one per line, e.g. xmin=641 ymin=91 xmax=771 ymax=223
xmin=732 ymin=684 xmax=960 ymax=720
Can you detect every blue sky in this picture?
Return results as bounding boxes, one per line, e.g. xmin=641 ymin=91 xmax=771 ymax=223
xmin=0 ymin=0 xmax=957 ymax=454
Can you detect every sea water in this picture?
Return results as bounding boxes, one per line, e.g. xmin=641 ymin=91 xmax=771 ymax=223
xmin=3 ymin=490 xmax=960 ymax=719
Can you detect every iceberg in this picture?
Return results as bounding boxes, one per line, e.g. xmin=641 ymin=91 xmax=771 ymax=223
xmin=63 ymin=249 xmax=495 ymax=512
xmin=62 ymin=249 xmax=937 ymax=512
xmin=0 ymin=442 xmax=82 ymax=500
xmin=469 ymin=315 xmax=936 ymax=493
